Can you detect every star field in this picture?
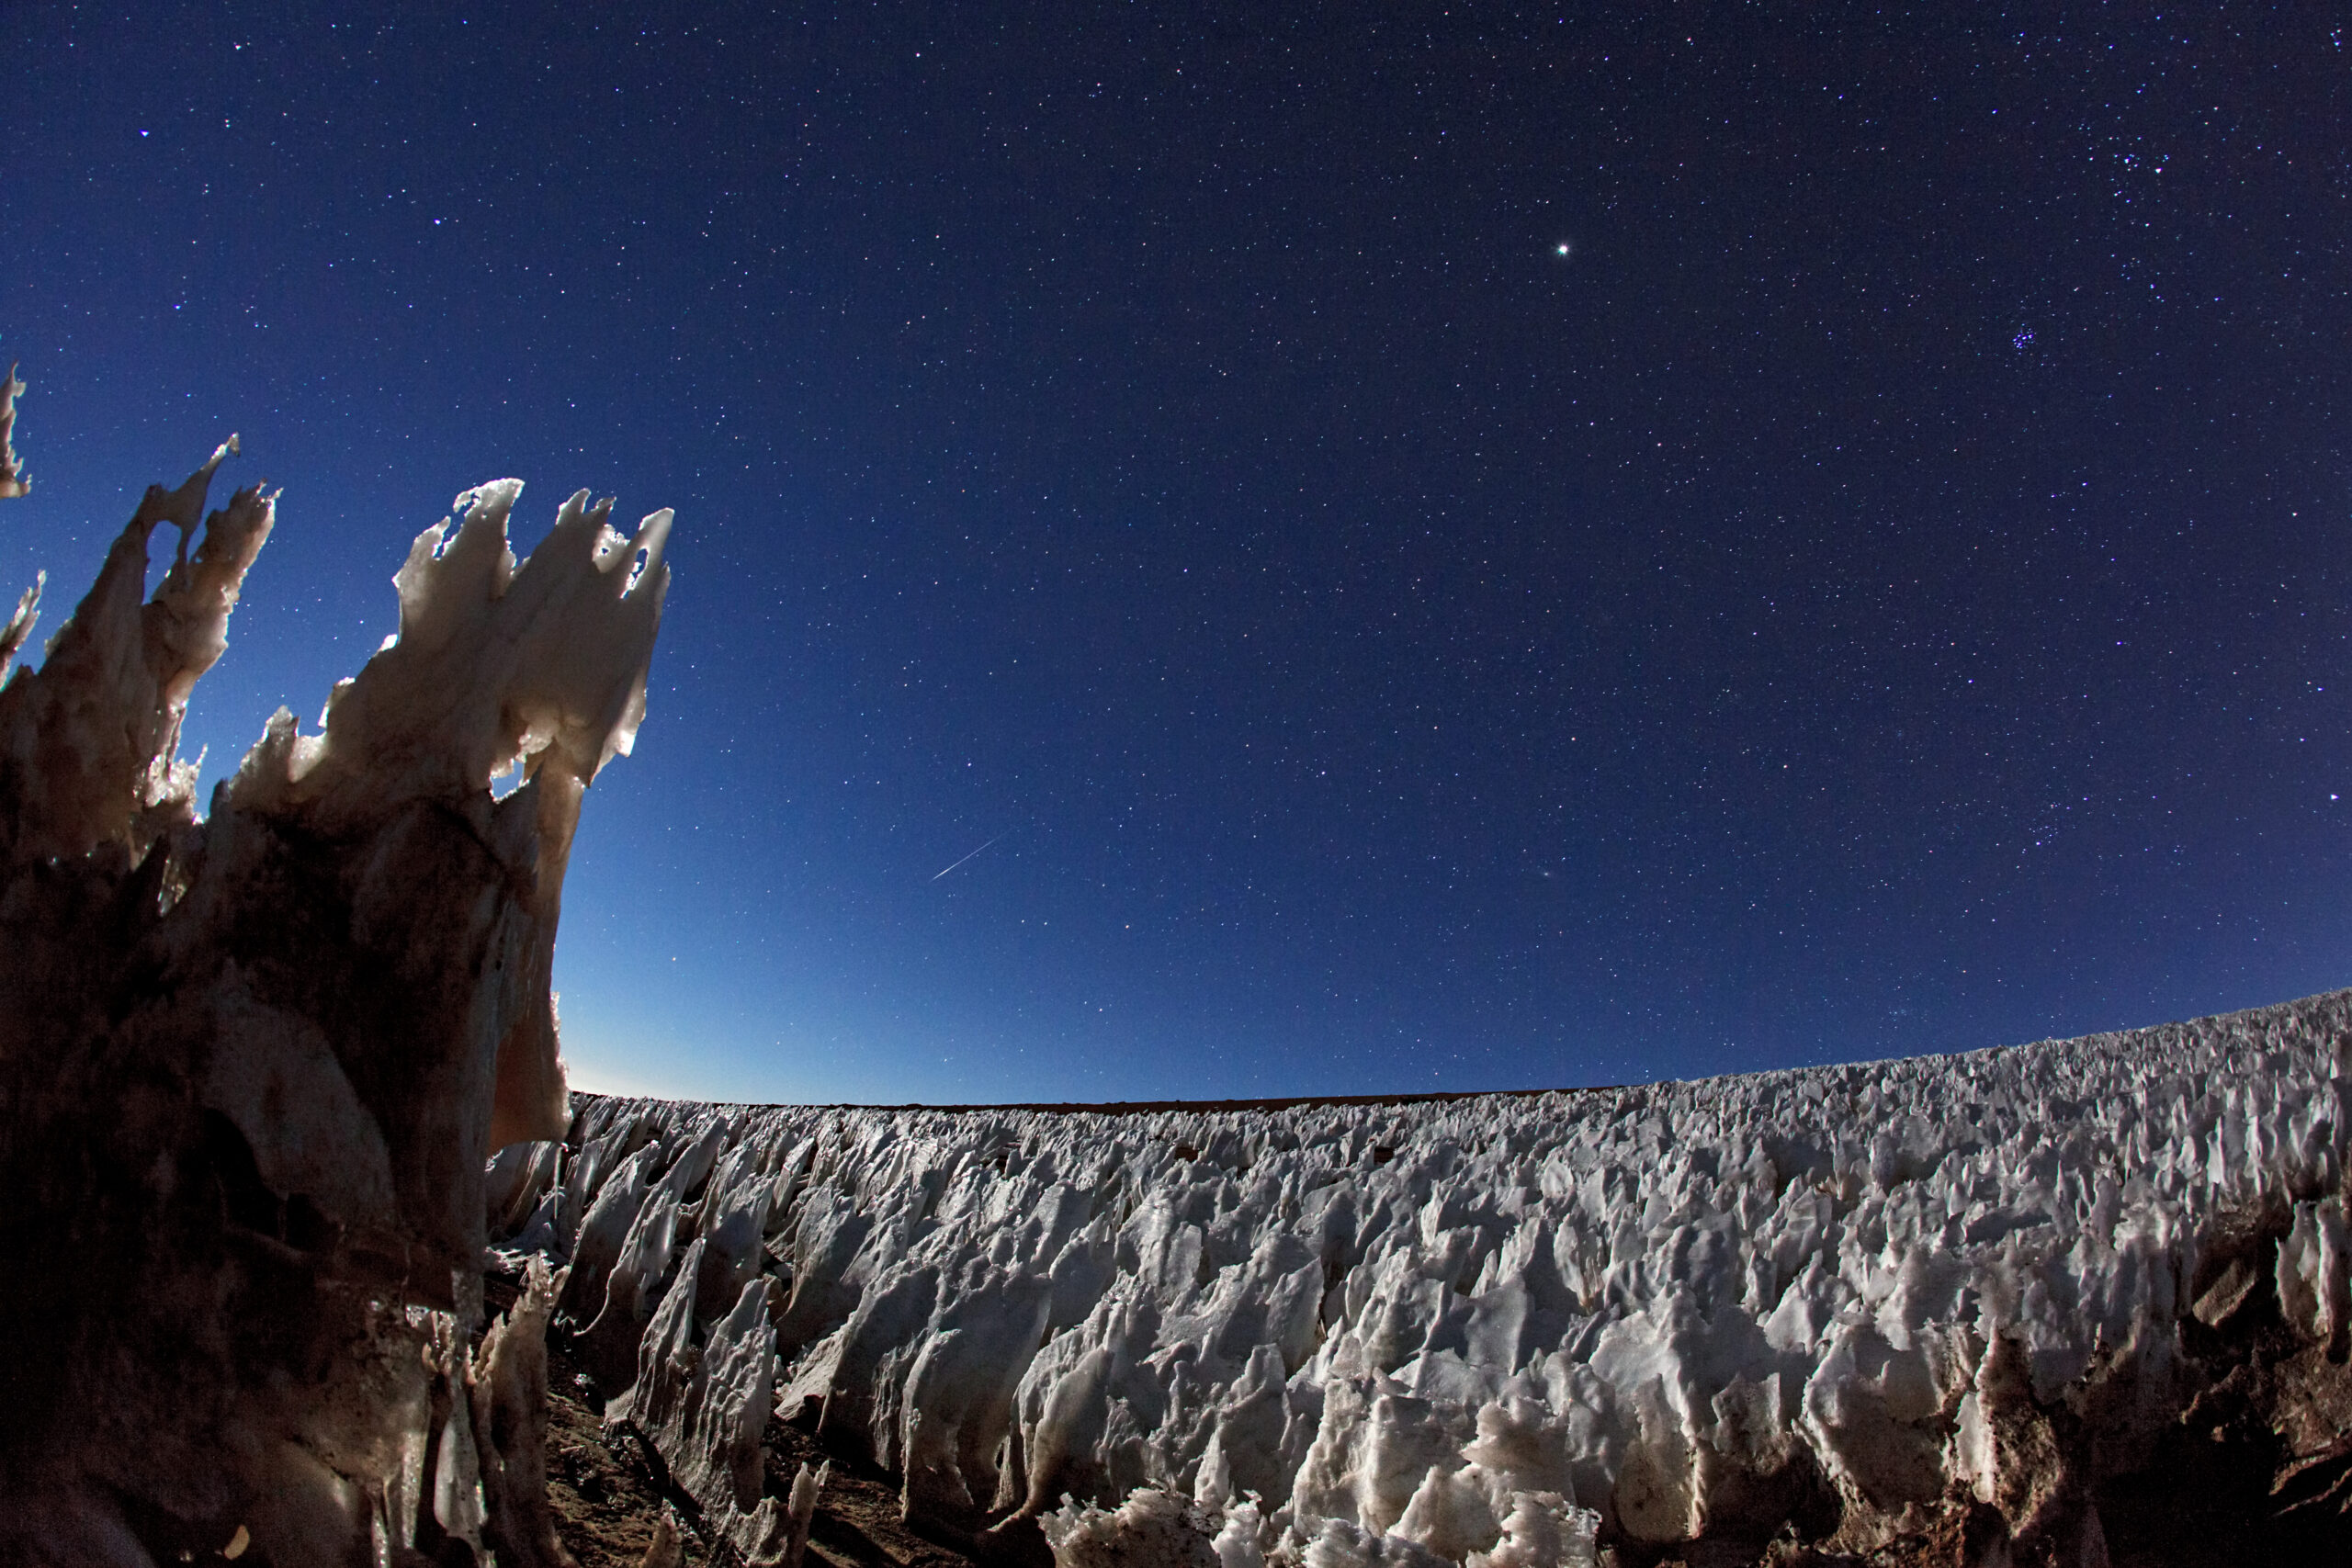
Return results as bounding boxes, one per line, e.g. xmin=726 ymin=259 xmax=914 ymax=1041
xmin=4 ymin=3 xmax=2349 ymax=1102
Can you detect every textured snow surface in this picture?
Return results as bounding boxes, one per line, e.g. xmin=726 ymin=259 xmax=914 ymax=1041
xmin=507 ymin=991 xmax=2352 ymax=1562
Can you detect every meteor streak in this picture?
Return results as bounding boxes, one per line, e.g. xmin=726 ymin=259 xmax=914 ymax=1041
xmin=932 ymin=831 xmax=1008 ymax=880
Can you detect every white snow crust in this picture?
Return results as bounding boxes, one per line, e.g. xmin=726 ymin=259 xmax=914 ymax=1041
xmin=501 ymin=990 xmax=2352 ymax=1563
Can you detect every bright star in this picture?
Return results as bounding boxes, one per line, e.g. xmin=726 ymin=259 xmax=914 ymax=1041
xmin=1555 ymin=243 xmax=1571 ymax=256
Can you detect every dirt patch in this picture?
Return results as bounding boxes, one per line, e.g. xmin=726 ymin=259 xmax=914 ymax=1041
xmin=491 ymin=1261 xmax=979 ymax=1568
xmin=761 ymin=1417 xmax=993 ymax=1568
xmin=2093 ymin=1305 xmax=2352 ymax=1566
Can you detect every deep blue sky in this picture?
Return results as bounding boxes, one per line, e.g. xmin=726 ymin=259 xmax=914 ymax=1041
xmin=6 ymin=3 xmax=2350 ymax=1103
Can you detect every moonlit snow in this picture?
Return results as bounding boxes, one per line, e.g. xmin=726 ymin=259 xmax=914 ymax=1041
xmin=497 ymin=990 xmax=2352 ymax=1563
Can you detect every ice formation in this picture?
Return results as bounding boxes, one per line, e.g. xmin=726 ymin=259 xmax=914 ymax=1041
xmin=0 ymin=362 xmax=27 ymax=497
xmin=496 ymin=992 xmax=2352 ymax=1565
xmin=0 ymin=434 xmax=669 ymax=1564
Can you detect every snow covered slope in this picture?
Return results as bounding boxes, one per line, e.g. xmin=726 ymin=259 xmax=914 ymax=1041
xmin=504 ymin=990 xmax=2352 ymax=1564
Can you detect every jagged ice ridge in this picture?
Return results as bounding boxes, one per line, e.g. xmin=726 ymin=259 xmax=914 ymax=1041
xmin=501 ymin=991 xmax=2352 ymax=1565
xmin=0 ymin=412 xmax=671 ymax=1565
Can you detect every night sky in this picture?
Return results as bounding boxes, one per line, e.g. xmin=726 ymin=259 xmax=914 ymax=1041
xmin=6 ymin=5 xmax=2350 ymax=1105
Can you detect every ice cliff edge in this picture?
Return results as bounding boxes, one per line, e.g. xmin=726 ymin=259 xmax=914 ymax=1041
xmin=0 ymin=420 xmax=670 ymax=1565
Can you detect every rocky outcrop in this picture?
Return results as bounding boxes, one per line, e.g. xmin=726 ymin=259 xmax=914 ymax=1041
xmin=506 ymin=996 xmax=2352 ymax=1565
xmin=0 ymin=431 xmax=669 ymax=1565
